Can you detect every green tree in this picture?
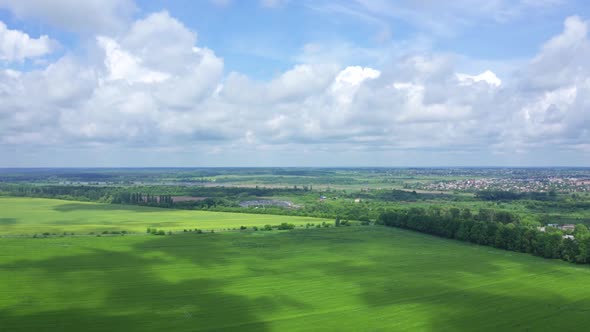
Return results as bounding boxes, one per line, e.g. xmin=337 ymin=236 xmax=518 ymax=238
xmin=470 ymin=222 xmax=487 ymax=245
xmin=574 ymin=224 xmax=590 ymax=239
xmin=560 ymin=238 xmax=580 ymax=263
xmin=576 ymin=237 xmax=590 ymax=263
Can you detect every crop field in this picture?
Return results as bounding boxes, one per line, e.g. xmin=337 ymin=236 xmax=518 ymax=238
xmin=1 ymin=226 xmax=590 ymax=331
xmin=0 ymin=197 xmax=328 ymax=235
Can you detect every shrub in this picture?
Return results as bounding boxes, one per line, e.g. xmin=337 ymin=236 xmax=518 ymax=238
xmin=277 ymin=223 xmax=295 ymax=230
xmin=157 ymin=230 xmax=166 ymax=236
xmin=264 ymin=224 xmax=273 ymax=231
xmin=240 ymin=226 xmax=247 ymax=230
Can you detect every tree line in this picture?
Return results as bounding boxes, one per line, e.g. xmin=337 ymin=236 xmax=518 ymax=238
xmin=112 ymin=192 xmax=174 ymax=207
xmin=476 ymin=190 xmax=558 ymax=201
xmin=378 ymin=207 xmax=590 ymax=265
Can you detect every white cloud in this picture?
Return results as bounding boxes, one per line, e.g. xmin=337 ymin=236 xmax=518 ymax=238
xmin=0 ymin=13 xmax=589 ymax=166
xmin=456 ymin=70 xmax=502 ymax=87
xmin=523 ymin=16 xmax=590 ymax=90
xmin=97 ymin=36 xmax=170 ymax=84
xmin=223 ymin=64 xmax=339 ymax=104
xmin=331 ymin=66 xmax=380 ymax=104
xmin=0 ymin=0 xmax=137 ymax=33
xmin=0 ymin=11 xmax=226 ymax=149
xmin=121 ymin=11 xmax=199 ymax=73
xmin=501 ymin=15 xmax=590 ymax=150
xmin=0 ymin=21 xmax=55 ymax=61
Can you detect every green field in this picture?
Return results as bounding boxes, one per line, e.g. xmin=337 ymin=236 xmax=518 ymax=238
xmin=0 ymin=197 xmax=328 ymax=235
xmin=2 ymin=197 xmax=590 ymax=331
xmin=1 ymin=225 xmax=590 ymax=331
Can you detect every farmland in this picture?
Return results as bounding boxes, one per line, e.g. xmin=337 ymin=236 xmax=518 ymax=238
xmin=0 ymin=197 xmax=328 ymax=235
xmin=1 ymin=226 xmax=590 ymax=331
xmin=2 ymin=168 xmax=590 ymax=331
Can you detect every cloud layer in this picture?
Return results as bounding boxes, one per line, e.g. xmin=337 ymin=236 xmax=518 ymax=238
xmin=0 ymin=9 xmax=588 ymax=166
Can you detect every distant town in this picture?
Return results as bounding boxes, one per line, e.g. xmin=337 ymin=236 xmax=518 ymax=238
xmin=417 ymin=177 xmax=590 ymax=193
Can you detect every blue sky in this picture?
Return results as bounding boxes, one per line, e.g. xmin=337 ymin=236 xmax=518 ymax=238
xmin=0 ymin=0 xmax=589 ymax=166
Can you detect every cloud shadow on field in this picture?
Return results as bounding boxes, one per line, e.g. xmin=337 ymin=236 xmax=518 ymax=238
xmin=0 ymin=234 xmax=277 ymax=332
xmin=4 ymin=228 xmax=589 ymax=331
xmin=310 ymin=242 xmax=590 ymax=331
xmin=284 ymin=226 xmax=590 ymax=331
xmin=359 ymin=280 xmax=590 ymax=331
xmin=0 ymin=218 xmax=18 ymax=225
xmin=133 ymin=233 xmax=236 ymax=267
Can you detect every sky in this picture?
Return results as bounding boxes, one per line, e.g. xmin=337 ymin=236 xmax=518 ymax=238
xmin=0 ymin=0 xmax=589 ymax=167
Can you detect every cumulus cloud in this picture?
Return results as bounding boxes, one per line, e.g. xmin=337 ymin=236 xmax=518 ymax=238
xmin=0 ymin=21 xmax=55 ymax=61
xmin=456 ymin=70 xmax=502 ymax=87
xmin=222 ymin=64 xmax=339 ymax=104
xmin=0 ymin=12 xmax=589 ymax=165
xmin=0 ymin=11 xmax=225 ymax=148
xmin=97 ymin=36 xmax=170 ymax=84
xmin=503 ymin=16 xmax=590 ymax=151
xmin=331 ymin=66 xmax=381 ymax=104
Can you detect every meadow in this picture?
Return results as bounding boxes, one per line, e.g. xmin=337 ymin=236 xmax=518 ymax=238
xmin=0 ymin=197 xmax=328 ymax=235
xmin=1 ymin=226 xmax=589 ymax=331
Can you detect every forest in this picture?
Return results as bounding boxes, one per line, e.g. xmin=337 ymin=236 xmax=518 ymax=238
xmin=379 ymin=208 xmax=590 ymax=265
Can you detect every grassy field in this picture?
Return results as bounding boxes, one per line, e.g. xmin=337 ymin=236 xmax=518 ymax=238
xmin=1 ymin=226 xmax=589 ymax=331
xmin=0 ymin=197 xmax=328 ymax=235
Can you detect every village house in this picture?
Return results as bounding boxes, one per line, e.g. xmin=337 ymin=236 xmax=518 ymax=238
xmin=560 ymin=224 xmax=576 ymax=232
